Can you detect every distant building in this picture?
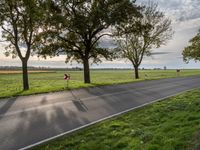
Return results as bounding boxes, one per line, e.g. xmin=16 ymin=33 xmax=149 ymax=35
xmin=164 ymin=66 xmax=167 ymax=70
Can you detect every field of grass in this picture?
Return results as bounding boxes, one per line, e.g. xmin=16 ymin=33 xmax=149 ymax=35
xmin=0 ymin=70 xmax=56 ymax=74
xmin=0 ymin=69 xmax=200 ymax=98
xmin=35 ymin=88 xmax=200 ymax=150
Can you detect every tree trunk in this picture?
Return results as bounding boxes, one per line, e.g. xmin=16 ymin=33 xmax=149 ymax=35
xmin=83 ymin=58 xmax=91 ymax=83
xmin=134 ymin=66 xmax=139 ymax=79
xmin=22 ymin=59 xmax=29 ymax=90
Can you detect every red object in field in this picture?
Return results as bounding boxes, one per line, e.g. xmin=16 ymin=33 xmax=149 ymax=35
xmin=64 ymin=74 xmax=70 ymax=80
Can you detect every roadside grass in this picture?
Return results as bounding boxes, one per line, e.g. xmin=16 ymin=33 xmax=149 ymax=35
xmin=0 ymin=69 xmax=200 ymax=98
xmin=35 ymin=88 xmax=200 ymax=150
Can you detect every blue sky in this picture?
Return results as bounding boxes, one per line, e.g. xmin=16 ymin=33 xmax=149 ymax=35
xmin=0 ymin=0 xmax=200 ymax=69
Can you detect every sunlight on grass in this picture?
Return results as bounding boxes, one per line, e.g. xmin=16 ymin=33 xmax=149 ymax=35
xmin=0 ymin=69 xmax=200 ymax=98
xmin=35 ymin=88 xmax=200 ymax=150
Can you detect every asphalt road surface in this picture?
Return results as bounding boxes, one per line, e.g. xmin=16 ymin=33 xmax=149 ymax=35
xmin=0 ymin=76 xmax=200 ymax=150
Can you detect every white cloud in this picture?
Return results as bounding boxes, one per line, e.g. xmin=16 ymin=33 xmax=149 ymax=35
xmin=0 ymin=0 xmax=200 ymax=69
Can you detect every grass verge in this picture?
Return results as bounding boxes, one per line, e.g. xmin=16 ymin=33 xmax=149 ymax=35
xmin=0 ymin=69 xmax=200 ymax=99
xmin=35 ymin=88 xmax=200 ymax=150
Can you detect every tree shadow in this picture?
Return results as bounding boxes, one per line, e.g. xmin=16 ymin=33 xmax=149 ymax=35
xmin=0 ymin=97 xmax=17 ymax=119
xmin=0 ymin=102 xmax=90 ymax=150
xmin=1 ymin=77 xmax=191 ymax=150
xmin=72 ymin=100 xmax=88 ymax=112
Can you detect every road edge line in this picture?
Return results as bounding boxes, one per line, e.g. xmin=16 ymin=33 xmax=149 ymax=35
xmin=19 ymin=87 xmax=200 ymax=150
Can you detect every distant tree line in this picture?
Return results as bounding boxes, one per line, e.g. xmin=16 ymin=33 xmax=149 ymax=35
xmin=0 ymin=0 xmax=173 ymax=90
xmin=0 ymin=66 xmax=82 ymax=71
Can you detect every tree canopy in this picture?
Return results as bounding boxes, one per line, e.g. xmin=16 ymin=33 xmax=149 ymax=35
xmin=0 ymin=0 xmax=45 ymax=90
xmin=182 ymin=30 xmax=200 ymax=63
xmin=37 ymin=0 xmax=141 ymax=83
xmin=115 ymin=2 xmax=173 ymax=79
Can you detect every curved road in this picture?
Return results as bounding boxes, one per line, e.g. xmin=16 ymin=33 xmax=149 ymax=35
xmin=0 ymin=76 xmax=200 ymax=150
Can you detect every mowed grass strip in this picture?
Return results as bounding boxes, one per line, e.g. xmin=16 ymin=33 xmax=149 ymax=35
xmin=0 ymin=69 xmax=200 ymax=98
xmin=35 ymin=88 xmax=200 ymax=150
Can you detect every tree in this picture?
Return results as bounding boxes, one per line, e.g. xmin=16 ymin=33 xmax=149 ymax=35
xmin=115 ymin=2 xmax=173 ymax=79
xmin=0 ymin=0 xmax=44 ymax=90
xmin=182 ymin=30 xmax=200 ymax=62
xmin=38 ymin=0 xmax=141 ymax=83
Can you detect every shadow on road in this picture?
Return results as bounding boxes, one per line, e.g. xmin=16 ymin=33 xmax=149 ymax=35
xmin=72 ymin=100 xmax=88 ymax=112
xmin=0 ymin=101 xmax=90 ymax=150
xmin=0 ymin=97 xmax=17 ymax=119
xmin=1 ymin=75 xmax=200 ymax=150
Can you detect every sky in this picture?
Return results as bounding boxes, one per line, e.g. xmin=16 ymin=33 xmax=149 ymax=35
xmin=0 ymin=0 xmax=200 ymax=69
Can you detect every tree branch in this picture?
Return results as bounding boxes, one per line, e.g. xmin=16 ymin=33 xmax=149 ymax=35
xmin=1 ymin=26 xmax=14 ymax=38
xmin=90 ymin=33 xmax=112 ymax=49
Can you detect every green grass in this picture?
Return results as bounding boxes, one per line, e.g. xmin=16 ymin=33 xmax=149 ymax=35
xmin=35 ymin=88 xmax=200 ymax=150
xmin=0 ymin=69 xmax=200 ymax=98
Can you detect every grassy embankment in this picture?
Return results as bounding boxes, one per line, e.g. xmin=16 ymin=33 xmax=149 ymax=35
xmin=0 ymin=69 xmax=200 ymax=98
xmin=35 ymin=88 xmax=200 ymax=150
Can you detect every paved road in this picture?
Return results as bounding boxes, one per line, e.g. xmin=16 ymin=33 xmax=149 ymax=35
xmin=0 ymin=76 xmax=200 ymax=150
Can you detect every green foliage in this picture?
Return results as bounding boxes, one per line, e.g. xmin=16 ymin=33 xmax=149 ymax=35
xmin=0 ymin=0 xmax=46 ymax=89
xmin=34 ymin=0 xmax=141 ymax=83
xmin=37 ymin=0 xmax=141 ymax=64
xmin=36 ymin=0 xmax=141 ymax=83
xmin=115 ymin=2 xmax=173 ymax=78
xmin=0 ymin=0 xmax=45 ymax=59
xmin=183 ymin=30 xmax=200 ymax=63
xmin=35 ymin=88 xmax=200 ymax=150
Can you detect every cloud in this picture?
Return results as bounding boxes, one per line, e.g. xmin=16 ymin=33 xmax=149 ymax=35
xmin=159 ymin=0 xmax=199 ymax=22
xmin=99 ymin=35 xmax=116 ymax=48
xmin=138 ymin=0 xmax=200 ymax=23
xmin=0 ymin=0 xmax=200 ymax=69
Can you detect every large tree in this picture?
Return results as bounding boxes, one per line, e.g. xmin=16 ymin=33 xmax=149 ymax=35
xmin=38 ymin=0 xmax=141 ymax=83
xmin=115 ymin=2 xmax=173 ymax=79
xmin=0 ymin=0 xmax=44 ymax=90
xmin=182 ymin=30 xmax=200 ymax=62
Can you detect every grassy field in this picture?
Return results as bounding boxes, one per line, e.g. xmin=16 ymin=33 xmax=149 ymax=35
xmin=0 ymin=69 xmax=200 ymax=98
xmin=35 ymin=88 xmax=200 ymax=150
xmin=0 ymin=70 xmax=56 ymax=74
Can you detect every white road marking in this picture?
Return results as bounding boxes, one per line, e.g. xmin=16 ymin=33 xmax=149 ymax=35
xmin=19 ymin=87 xmax=200 ymax=150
